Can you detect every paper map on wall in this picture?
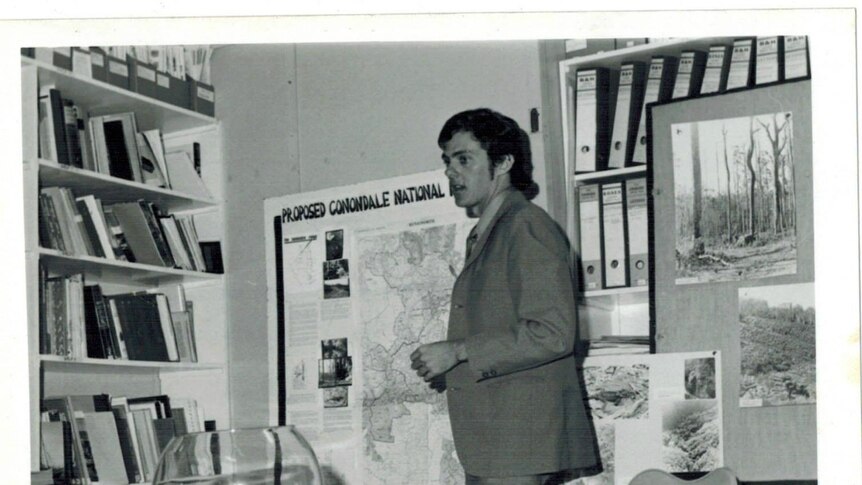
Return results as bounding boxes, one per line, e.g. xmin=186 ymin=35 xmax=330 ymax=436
xmin=266 ymin=170 xmax=471 ymax=484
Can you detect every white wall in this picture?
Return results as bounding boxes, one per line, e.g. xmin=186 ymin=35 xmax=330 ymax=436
xmin=214 ymin=41 xmax=548 ymax=427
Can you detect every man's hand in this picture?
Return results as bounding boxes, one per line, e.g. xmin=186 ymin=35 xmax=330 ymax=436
xmin=410 ymin=340 xmax=467 ymax=382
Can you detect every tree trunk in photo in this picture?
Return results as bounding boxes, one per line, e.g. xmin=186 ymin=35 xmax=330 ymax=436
xmin=745 ymin=118 xmax=757 ymax=239
xmin=759 ymin=114 xmax=789 ymax=235
xmin=691 ymin=122 xmax=703 ymax=245
xmin=722 ymin=126 xmax=732 ymax=243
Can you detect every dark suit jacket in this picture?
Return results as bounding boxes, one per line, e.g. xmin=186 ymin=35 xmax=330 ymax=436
xmin=446 ymin=190 xmax=598 ymax=477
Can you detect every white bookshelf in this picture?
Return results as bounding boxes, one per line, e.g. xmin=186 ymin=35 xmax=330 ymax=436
xmin=22 ymin=54 xmax=229 ymax=474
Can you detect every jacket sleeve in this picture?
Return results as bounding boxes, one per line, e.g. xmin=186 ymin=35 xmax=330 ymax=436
xmin=463 ymin=211 xmax=577 ymax=381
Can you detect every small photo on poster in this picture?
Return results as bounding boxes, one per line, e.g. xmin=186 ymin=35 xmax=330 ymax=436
xmin=685 ymin=356 xmax=716 ymax=399
xmin=291 ymin=358 xmax=309 ymax=391
xmin=323 ymin=387 xmax=348 ymax=408
xmin=662 ymin=400 xmax=721 ymax=473
xmin=583 ymin=364 xmax=649 ymax=420
xmin=323 ymin=259 xmax=351 ymax=299
xmin=318 ymin=357 xmax=353 ymax=388
xmin=321 ymin=338 xmax=348 ymax=359
xmin=325 ymin=229 xmax=345 ymax=261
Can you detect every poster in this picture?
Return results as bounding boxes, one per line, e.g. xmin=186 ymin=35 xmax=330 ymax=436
xmin=570 ymin=351 xmax=724 ymax=485
xmin=266 ymin=170 xmax=471 ymax=484
xmin=672 ymin=113 xmax=798 ymax=284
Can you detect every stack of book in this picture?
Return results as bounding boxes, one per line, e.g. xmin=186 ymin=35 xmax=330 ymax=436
xmin=573 ymin=35 xmax=809 ymax=172
xmin=40 ymin=393 xmax=207 ymax=484
xmin=38 ymin=86 xmax=212 ymax=198
xmin=39 ymin=187 xmax=210 ymax=272
xmin=577 ymin=177 xmax=649 ymax=291
xmin=39 ymin=274 xmax=199 ymax=364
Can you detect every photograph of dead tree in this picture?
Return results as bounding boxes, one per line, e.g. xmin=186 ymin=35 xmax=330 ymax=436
xmin=662 ymin=400 xmax=721 ymax=473
xmin=672 ymin=112 xmax=797 ymax=284
xmin=583 ymin=364 xmax=649 ymax=420
xmin=739 ymin=282 xmax=815 ymax=407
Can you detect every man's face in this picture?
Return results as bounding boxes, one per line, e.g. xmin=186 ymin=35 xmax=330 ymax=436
xmin=442 ymin=131 xmax=496 ymax=218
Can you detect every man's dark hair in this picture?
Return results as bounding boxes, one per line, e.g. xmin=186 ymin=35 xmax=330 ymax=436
xmin=438 ymin=108 xmax=539 ymax=200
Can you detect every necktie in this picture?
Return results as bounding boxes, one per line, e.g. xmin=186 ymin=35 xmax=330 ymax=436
xmin=465 ymin=229 xmax=479 ymax=259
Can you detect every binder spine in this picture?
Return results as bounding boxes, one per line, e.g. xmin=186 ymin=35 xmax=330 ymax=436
xmin=756 ymin=36 xmax=784 ymax=85
xmin=600 ymin=182 xmax=628 ymax=288
xmin=608 ymin=62 xmax=646 ymax=168
xmin=727 ymin=38 xmax=756 ymax=90
xmin=701 ymin=45 xmax=731 ymax=94
xmin=577 ymin=184 xmax=603 ymax=290
xmin=673 ymin=51 xmax=707 ymax=99
xmin=574 ymin=67 xmax=611 ymax=172
xmin=784 ymin=35 xmax=810 ymax=79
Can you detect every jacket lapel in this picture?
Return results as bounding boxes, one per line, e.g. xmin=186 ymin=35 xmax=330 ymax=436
xmin=461 ymin=190 xmax=526 ymax=272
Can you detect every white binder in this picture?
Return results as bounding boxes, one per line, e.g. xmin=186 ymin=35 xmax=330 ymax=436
xmin=601 ymin=182 xmax=628 ymax=288
xmin=577 ymin=184 xmax=603 ymax=291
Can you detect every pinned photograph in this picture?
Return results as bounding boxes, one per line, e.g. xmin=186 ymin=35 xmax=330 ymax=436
xmin=326 ymin=229 xmax=345 ymax=261
xmin=292 ymin=358 xmax=308 ymax=391
xmin=739 ymin=282 xmax=815 ymax=407
xmin=322 ymin=337 xmax=349 ymax=359
xmin=685 ymin=357 xmax=716 ymax=399
xmin=323 ymin=259 xmax=351 ymax=299
xmin=319 ymin=357 xmax=353 ymax=388
xmin=672 ymin=112 xmax=798 ymax=284
xmin=662 ymin=400 xmax=721 ymax=473
xmin=583 ymin=364 xmax=649 ymax=420
xmin=323 ymin=387 xmax=349 ymax=408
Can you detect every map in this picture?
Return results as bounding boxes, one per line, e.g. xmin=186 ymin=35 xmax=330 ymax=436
xmin=355 ymin=220 xmax=471 ymax=485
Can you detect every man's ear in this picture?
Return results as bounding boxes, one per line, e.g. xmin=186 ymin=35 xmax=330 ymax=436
xmin=494 ymin=154 xmax=514 ymax=176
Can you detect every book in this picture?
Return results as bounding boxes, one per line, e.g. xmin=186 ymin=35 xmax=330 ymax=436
xmin=701 ymin=45 xmax=731 ymax=94
xmin=632 ymin=56 xmax=678 ymax=164
xmin=672 ymin=50 xmax=707 ymax=99
xmin=142 ymin=129 xmax=171 ymax=188
xmin=608 ymin=62 xmax=646 ymax=169
xmin=577 ymin=184 xmax=603 ymax=291
xmin=574 ymin=67 xmax=612 ymax=172
xmin=40 ymin=86 xmax=69 ymax=165
xmin=165 ymin=150 xmax=212 ymax=199
xmin=110 ymin=396 xmax=143 ymax=483
xmin=90 ymin=112 xmax=142 ymax=182
xmin=83 ymin=411 xmax=129 ymax=484
xmin=625 ymin=177 xmax=649 ymax=287
xmin=160 ymin=215 xmax=194 ymax=270
xmin=601 ymin=182 xmax=628 ymax=288
xmin=784 ymin=35 xmax=810 ymax=79
xmin=107 ymin=292 xmax=178 ymax=362
xmin=62 ymin=99 xmax=84 ymax=168
xmin=726 ymin=37 xmax=756 ymax=90
xmin=76 ymin=195 xmax=116 ymax=260
xmin=756 ymin=36 xmax=784 ymax=85
xmin=102 ymin=204 xmax=135 ymax=262
xmin=74 ymin=198 xmax=106 ymax=258
xmin=38 ymin=192 xmax=68 ymax=253
xmin=130 ymin=408 xmax=159 ymax=481
xmin=137 ymin=132 xmax=169 ymax=188
xmin=110 ymin=201 xmax=175 ymax=267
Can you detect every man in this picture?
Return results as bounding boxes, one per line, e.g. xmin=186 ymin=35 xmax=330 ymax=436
xmin=410 ymin=109 xmax=599 ymax=484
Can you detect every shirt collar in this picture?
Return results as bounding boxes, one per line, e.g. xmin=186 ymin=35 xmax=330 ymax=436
xmin=472 ymin=187 xmax=515 ymax=240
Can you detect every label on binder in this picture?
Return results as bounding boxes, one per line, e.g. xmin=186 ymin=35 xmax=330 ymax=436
xmin=784 ymin=35 xmax=809 ymax=79
xmin=601 ymin=182 xmax=628 ymax=288
xmin=701 ymin=46 xmax=727 ymax=94
xmin=109 ymin=60 xmax=129 ymax=77
xmin=578 ymin=184 xmax=603 ymax=290
xmin=137 ymin=64 xmax=157 ymax=82
xmin=726 ymin=40 xmax=754 ymax=90
xmin=756 ymin=36 xmax=780 ymax=84
xmin=625 ymin=177 xmax=649 ymax=286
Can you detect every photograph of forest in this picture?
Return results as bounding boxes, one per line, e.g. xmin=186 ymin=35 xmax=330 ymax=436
xmin=583 ymin=364 xmax=649 ymax=420
xmin=662 ymin=400 xmax=721 ymax=473
xmin=672 ymin=112 xmax=798 ymax=284
xmin=739 ymin=282 xmax=815 ymax=407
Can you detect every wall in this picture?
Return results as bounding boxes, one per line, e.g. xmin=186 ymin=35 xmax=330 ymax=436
xmin=213 ymin=41 xmax=547 ymax=427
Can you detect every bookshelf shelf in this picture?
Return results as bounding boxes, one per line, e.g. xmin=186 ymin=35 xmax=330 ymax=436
xmin=560 ymin=37 xmax=730 ymax=73
xmin=22 ymin=56 xmax=215 ymax=132
xmin=38 ymin=159 xmax=219 ymax=212
xmin=38 ymin=247 xmax=223 ymax=284
xmin=40 ymin=355 xmax=225 ymax=372
xmin=573 ymin=165 xmax=647 ymax=183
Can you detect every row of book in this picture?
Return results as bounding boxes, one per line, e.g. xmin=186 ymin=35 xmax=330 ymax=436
xmin=40 ymin=393 xmax=210 ymax=484
xmin=38 ymin=86 xmax=211 ymax=200
xmin=40 ymin=272 xmax=199 ymax=364
xmin=39 ymin=187 xmax=215 ymax=273
xmin=574 ymin=35 xmax=810 ymax=172
xmin=577 ymin=177 xmax=649 ymax=291
xmin=24 ymin=46 xmax=215 ymax=115
xmin=584 ymin=335 xmax=651 ymax=356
